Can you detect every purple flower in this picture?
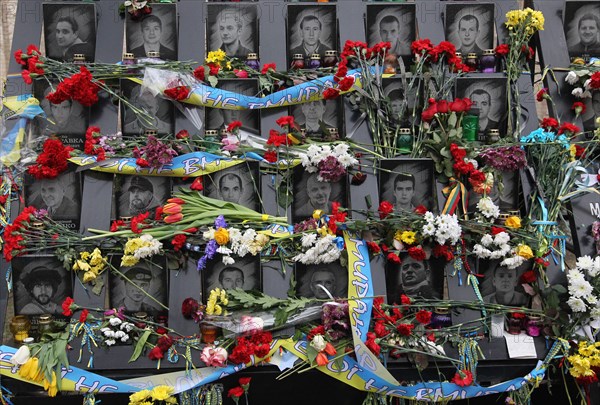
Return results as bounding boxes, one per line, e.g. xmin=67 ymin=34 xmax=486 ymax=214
xmin=197 ymin=240 xmax=218 ymax=271
xmin=104 ymin=307 xmax=125 ymax=320
xmin=322 ymin=301 xmax=350 ymax=340
xmin=214 ymin=215 xmax=228 ymax=229
xmin=34 ymin=209 xmax=48 ymax=219
xmin=317 ymin=156 xmax=347 ymax=182
xmin=479 ymin=146 xmax=527 ymax=172
xmin=293 ymin=218 xmax=319 ymax=233
xmin=134 ymin=136 xmax=178 ymax=168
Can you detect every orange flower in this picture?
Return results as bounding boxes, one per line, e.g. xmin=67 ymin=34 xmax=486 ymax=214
xmin=316 ymin=352 xmax=329 ymax=366
xmin=167 ymin=197 xmax=185 ymax=205
xmin=324 ymin=342 xmax=337 ymax=356
xmin=163 ymin=203 xmax=182 ymax=215
xmin=164 ymin=213 xmax=183 ymax=224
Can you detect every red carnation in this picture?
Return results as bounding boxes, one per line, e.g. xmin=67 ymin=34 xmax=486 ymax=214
xmin=171 ymin=234 xmax=187 ymax=251
xmin=261 ymin=63 xmax=276 ymax=74
xmin=14 ymin=49 xmax=26 ymax=65
xmin=536 ymin=88 xmax=549 ymax=102
xmin=176 ymin=130 xmax=189 ymax=139
xmin=323 ymin=88 xmax=340 ymax=100
xmin=148 ymin=346 xmax=164 ymax=360
xmin=228 ymin=387 xmax=245 ymax=399
xmin=415 ymin=310 xmax=432 ymax=325
xmin=378 ymin=201 xmax=394 ymax=219
xmin=589 ymin=72 xmax=600 ymax=89
xmin=365 ymin=332 xmax=381 ymax=356
xmin=572 ymin=101 xmax=586 ymax=116
xmin=490 ymin=226 xmax=505 ymax=235
xmin=396 ymin=323 xmax=415 ymax=336
xmin=181 ymin=297 xmax=200 ymax=319
xmin=432 ymin=244 xmax=454 ymax=262
xmin=264 ymin=150 xmax=277 ymax=163
xmin=452 ymin=370 xmax=474 ymax=387
xmin=520 ymin=270 xmax=537 ymax=284
xmin=495 ymin=44 xmax=509 ymax=56
xmin=337 ymin=76 xmax=355 ymax=92
xmin=374 ymin=321 xmax=389 ymax=338
xmin=400 ymin=294 xmax=411 ymax=305
xmin=227 ymin=120 xmax=243 ymax=132
xmin=307 ymin=325 xmax=326 ymax=341
xmin=79 ymin=309 xmax=89 ymax=324
xmin=574 ymin=144 xmax=586 ymax=159
xmin=275 ymin=115 xmax=295 ymax=128
xmin=411 ymin=38 xmax=434 ymax=55
xmin=387 ymin=252 xmax=401 ymax=264
xmin=367 ymin=241 xmax=381 ymax=254
xmin=208 ymin=62 xmax=220 ymax=76
xmin=193 ymin=66 xmax=205 ymax=82
xmin=558 ymin=122 xmax=580 ymax=135
xmin=407 ymin=246 xmax=426 ymax=261
xmin=540 ymin=117 xmax=559 ymax=131
xmin=62 ymin=297 xmax=75 ymax=317
xmin=164 ymin=86 xmax=190 ymax=101
xmin=136 ymin=158 xmax=149 ymax=167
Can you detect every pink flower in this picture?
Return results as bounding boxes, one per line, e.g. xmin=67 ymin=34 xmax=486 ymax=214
xmin=234 ymin=69 xmax=249 ymax=78
xmin=222 ymin=135 xmax=240 ymax=152
xmin=201 ymin=346 xmax=228 ymax=367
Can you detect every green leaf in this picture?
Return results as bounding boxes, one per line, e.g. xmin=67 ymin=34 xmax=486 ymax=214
xmin=274 ymin=308 xmax=289 ymax=327
xmin=92 ymin=277 xmax=105 ymax=296
xmin=440 ymin=147 xmax=451 ymax=158
xmin=207 ymin=76 xmax=218 ymax=88
xmin=129 ymin=330 xmax=151 ymax=363
xmin=448 ymin=112 xmax=457 ymax=127
xmin=432 ymin=132 xmax=442 ymax=143
xmin=305 ymin=343 xmax=318 ymax=365
xmin=551 ymin=284 xmax=567 ymax=294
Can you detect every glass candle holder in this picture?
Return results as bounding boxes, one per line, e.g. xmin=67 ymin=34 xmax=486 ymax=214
xmin=431 ymin=307 xmax=452 ymax=329
xmin=245 ymin=53 xmax=260 ymax=71
xmin=480 ymin=49 xmax=496 ymax=73
xmin=134 ymin=312 xmax=149 ymax=329
xmin=323 ymin=50 xmax=338 ymax=68
xmin=122 ymin=53 xmax=136 ymax=65
xmin=397 ymin=128 xmax=413 ymax=153
xmin=308 ymin=54 xmax=321 ymax=69
xmin=462 ymin=112 xmax=479 ymax=141
xmin=466 ymin=53 xmax=479 ymax=71
xmin=487 ymin=129 xmax=500 ymax=144
xmin=507 ymin=314 xmax=523 ymax=335
xmin=490 ymin=313 xmax=505 ymax=338
xmin=10 ymin=316 xmax=31 ymax=344
xmin=526 ymin=315 xmax=542 ymax=337
xmin=291 ymin=54 xmax=305 ymax=70
xmin=200 ymin=322 xmax=220 ymax=344
xmin=73 ymin=54 xmax=86 ymax=65
xmin=38 ymin=314 xmax=54 ymax=337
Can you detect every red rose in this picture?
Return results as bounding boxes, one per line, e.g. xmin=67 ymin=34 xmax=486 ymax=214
xmin=540 ymin=117 xmax=559 ymax=131
xmin=264 ymin=150 xmax=277 ymax=163
xmin=589 ymin=72 xmax=600 ymax=89
xmin=558 ymin=122 xmax=580 ymax=135
xmin=415 ymin=310 xmax=432 ymax=325
xmin=62 ymin=297 xmax=75 ymax=317
xmin=226 ymin=120 xmax=243 ymax=132
xmin=520 ymin=270 xmax=537 ymax=284
xmin=337 ymin=76 xmax=355 ymax=92
xmin=536 ymin=88 xmax=549 ymax=102
xmin=234 ymin=69 xmax=249 ymax=78
xmin=414 ymin=205 xmax=427 ymax=215
xmin=407 ymin=246 xmax=426 ymax=261
xmin=193 ymin=66 xmax=205 ymax=82
xmin=79 ymin=309 xmax=89 ymax=324
xmin=396 ymin=323 xmax=415 ymax=336
xmin=378 ymin=201 xmax=394 ymax=219
xmin=164 ymin=86 xmax=190 ymax=101
xmin=190 ymin=177 xmax=203 ymax=191
xmin=176 ymin=130 xmax=189 ymax=139
xmin=449 ymin=98 xmax=470 ymax=113
xmin=261 ymin=63 xmax=277 ymax=75
xmin=228 ymin=387 xmax=245 ymax=398
xmin=421 ymin=104 xmax=438 ymax=122
xmin=387 ymin=252 xmax=401 ymax=264
xmin=572 ymin=101 xmax=586 ymax=115
xmin=148 ymin=346 xmax=164 ymax=360
xmin=437 ymin=99 xmax=449 ymax=114
xmin=307 ymin=325 xmax=326 ymax=341
xmin=495 ymin=44 xmax=509 ymax=56
xmin=452 ymin=370 xmax=474 ymax=387
xmin=323 ymin=88 xmax=340 ymax=100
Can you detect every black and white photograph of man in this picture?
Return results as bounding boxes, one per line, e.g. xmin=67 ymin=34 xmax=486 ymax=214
xmin=297 ymin=263 xmax=348 ymax=299
xmin=122 ymin=82 xmax=174 ymax=136
xmin=205 ymin=79 xmax=259 ymax=131
xmin=293 ymin=170 xmax=346 ymax=220
xmin=565 ymin=3 xmax=600 ymax=58
xmin=43 ymin=4 xmax=96 ymax=62
xmin=26 ymin=169 xmax=81 ymax=223
xmin=386 ymin=254 xmax=443 ymax=302
xmin=204 ymin=257 xmax=260 ymax=297
xmin=583 ymin=92 xmax=600 ymax=131
xmin=207 ymin=4 xmax=257 ymax=59
xmin=204 ymin=163 xmax=260 ymax=211
xmin=366 ymin=5 xmax=416 ymax=58
xmin=456 ymin=77 xmax=507 ymax=136
xmin=110 ymin=259 xmax=168 ymax=315
xmin=116 ymin=176 xmax=170 ymax=218
xmin=383 ymin=78 xmax=420 ymax=128
xmin=379 ymin=159 xmax=436 ymax=213
xmin=287 ymin=5 xmax=336 ymax=64
xmin=13 ymin=257 xmax=72 ymax=316
xmin=445 ymin=4 xmax=494 ymax=56
xmin=290 ymin=100 xmax=338 ymax=138
xmin=482 ymin=261 xmax=528 ymax=306
xmin=36 ymin=82 xmax=88 ymax=139
xmin=126 ymin=5 xmax=177 ymax=60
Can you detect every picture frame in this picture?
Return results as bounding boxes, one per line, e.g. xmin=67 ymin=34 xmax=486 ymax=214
xmin=366 ymin=4 xmax=416 ymax=59
xmin=289 ymin=99 xmax=342 ymax=140
xmin=455 ymin=76 xmax=508 ymax=138
xmin=291 ymin=165 xmax=348 ymax=222
xmin=206 ymin=3 xmax=258 ymax=59
xmin=295 ymin=262 xmax=348 ymax=300
xmin=121 ymin=80 xmax=175 ymax=136
xmin=444 ymin=3 xmax=495 ymax=56
xmin=205 ymin=79 xmax=260 ymax=132
xmin=126 ymin=3 xmax=178 ymax=61
xmin=379 ymin=158 xmax=437 ymax=214
xmin=203 ymin=256 xmax=261 ymax=298
xmin=287 ymin=4 xmax=337 ymax=66
xmin=563 ymin=1 xmax=600 ymax=60
xmin=382 ymin=76 xmax=422 ymax=130
xmin=113 ymin=175 xmax=171 ymax=219
xmin=385 ymin=253 xmax=445 ymax=303
xmin=43 ymin=2 xmax=97 ymax=62
xmin=203 ymin=162 xmax=261 ymax=211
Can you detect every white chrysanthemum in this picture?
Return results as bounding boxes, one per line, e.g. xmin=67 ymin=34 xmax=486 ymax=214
xmin=481 ymin=234 xmax=493 ymax=247
xmin=300 ymin=153 xmax=311 ymax=168
xmin=494 ymin=232 xmax=510 ymax=246
xmin=301 ymin=233 xmax=318 ymax=248
xmin=109 ymin=317 xmax=122 ymax=326
xmin=567 ymin=269 xmax=586 ymax=283
xmin=222 ymin=255 xmax=235 ymax=265
xmin=121 ymin=322 xmax=134 ymax=332
xmin=567 ymin=296 xmax=587 ymax=312
xmin=333 ymin=143 xmax=349 ymax=157
xmin=501 ymin=255 xmax=525 ymax=269
xmin=306 ymin=144 xmax=320 ymax=159
xmin=422 ymin=223 xmax=436 ymax=237
xmin=577 ymin=256 xmax=595 ymax=271
xmin=476 ymin=197 xmax=500 ymax=219
xmin=565 ymin=71 xmax=578 ymax=85
xmin=569 ymin=279 xmax=594 ymax=299
xmin=590 ymin=306 xmax=600 ymax=319
xmin=337 ymin=153 xmax=358 ymax=167
xmin=424 ymin=211 xmax=435 ymax=223
xmin=587 ymin=294 xmax=598 ymax=305
xmin=591 ymin=257 xmax=600 ymax=277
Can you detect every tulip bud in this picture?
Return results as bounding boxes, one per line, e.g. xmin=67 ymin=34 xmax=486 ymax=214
xmin=163 ymin=203 xmax=183 ymax=215
xmin=10 ymin=345 xmax=31 ymax=366
xmin=164 ymin=213 xmax=183 ymax=224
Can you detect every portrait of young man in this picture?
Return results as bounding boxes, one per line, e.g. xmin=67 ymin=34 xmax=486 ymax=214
xmin=110 ymin=259 xmax=168 ymax=315
xmin=483 ymin=262 xmax=528 ymax=306
xmin=565 ymin=3 xmax=600 ymax=58
xmin=43 ymin=4 xmax=96 ymax=62
xmin=288 ymin=5 xmax=337 ymax=64
xmin=127 ymin=5 xmax=177 ymax=61
xmin=292 ymin=170 xmax=346 ymax=221
xmin=204 ymin=257 xmax=260 ymax=297
xmin=207 ymin=5 xmax=257 ymax=59
xmin=366 ymin=5 xmax=415 ymax=59
xmin=456 ymin=77 xmax=507 ymax=137
xmin=290 ymin=99 xmax=338 ymax=138
xmin=116 ymin=176 xmax=170 ymax=219
xmin=205 ymin=79 xmax=259 ymax=132
xmin=122 ymin=83 xmax=174 ymax=135
xmin=379 ymin=159 xmax=436 ymax=214
xmin=36 ymin=82 xmax=88 ymax=139
xmin=386 ymin=254 xmax=443 ymax=302
xmin=14 ymin=257 xmax=71 ymax=316
xmin=445 ymin=4 xmax=494 ymax=56
xmin=204 ymin=163 xmax=260 ymax=211
xmin=26 ymin=169 xmax=81 ymax=224
xmin=297 ymin=263 xmax=348 ymax=300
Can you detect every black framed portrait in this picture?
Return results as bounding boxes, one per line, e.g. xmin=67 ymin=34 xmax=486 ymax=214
xmin=292 ymin=166 xmax=347 ymax=221
xmin=467 ymin=170 xmax=520 ymax=215
xmin=569 ymin=190 xmax=600 ymax=257
xmin=379 ymin=158 xmax=437 ymax=214
xmin=366 ymin=4 xmax=416 ymax=60
xmin=203 ymin=256 xmax=261 ymax=298
xmin=43 ymin=3 xmax=96 ymax=62
xmin=385 ymin=253 xmax=444 ymax=303
xmin=456 ymin=76 xmax=508 ymax=137
xmin=289 ymin=99 xmax=341 ymax=140
xmin=126 ymin=4 xmax=178 ymax=61
xmin=296 ymin=262 xmax=348 ymax=300
xmin=113 ymin=175 xmax=171 ymax=219
xmin=110 ymin=256 xmax=169 ymax=317
xmin=12 ymin=256 xmax=73 ymax=317
xmin=582 ymin=91 xmax=600 ymax=132
xmin=479 ymin=259 xmax=530 ymax=307
xmin=203 ymin=162 xmax=260 ymax=211
xmin=24 ymin=165 xmax=82 ymax=229
xmin=205 ymin=79 xmax=259 ymax=132
xmin=382 ymin=77 xmax=421 ymax=129
xmin=287 ymin=4 xmax=337 ymax=65
xmin=444 ymin=3 xmax=495 ymax=56
xmin=206 ymin=4 xmax=258 ymax=59
xmin=564 ymin=2 xmax=600 ymax=59
xmin=34 ymin=81 xmax=88 ymax=143
xmin=121 ymin=81 xmax=174 ymax=136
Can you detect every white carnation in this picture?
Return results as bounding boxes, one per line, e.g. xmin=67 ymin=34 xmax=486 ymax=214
xmin=500 ymin=255 xmax=524 ymax=269
xmin=109 ymin=317 xmax=122 ymax=326
xmin=572 ymin=87 xmax=585 ymax=98
xmin=480 ymin=234 xmax=493 ymax=247
xmin=476 ymin=197 xmax=500 ymax=219
xmin=105 ymin=339 xmax=116 ymax=346
xmin=222 ymin=255 xmax=235 ymax=265
xmin=565 ymin=71 xmax=578 ymax=85
xmin=494 ymin=232 xmax=511 ymax=246
xmin=301 ymin=233 xmax=318 ymax=247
